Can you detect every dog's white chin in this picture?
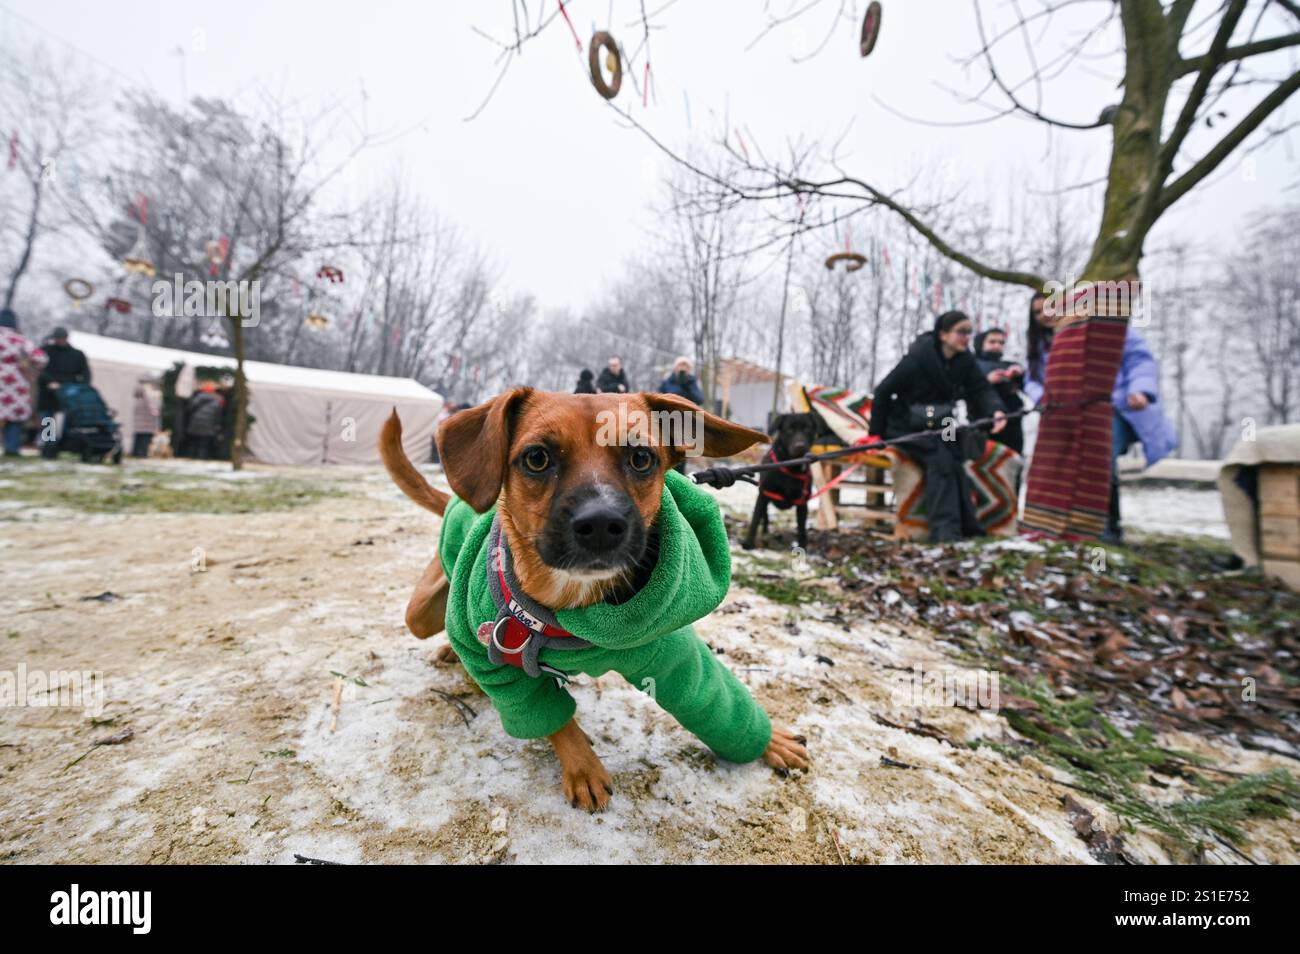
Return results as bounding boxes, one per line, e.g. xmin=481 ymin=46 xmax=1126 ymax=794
xmin=547 ymin=566 xmax=626 ymax=605
xmin=554 ymin=567 xmax=623 ymax=583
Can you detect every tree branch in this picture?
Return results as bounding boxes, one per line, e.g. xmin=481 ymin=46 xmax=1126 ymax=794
xmin=1178 ymin=31 xmax=1300 ymax=76
xmin=971 ymin=0 xmax=1111 ymax=130
xmin=1157 ymin=67 xmax=1300 ymax=214
xmin=1126 ymin=0 xmax=1247 ymax=245
xmin=787 ymin=174 xmax=1047 ymax=289
xmin=1166 ymin=0 xmax=1199 ymax=36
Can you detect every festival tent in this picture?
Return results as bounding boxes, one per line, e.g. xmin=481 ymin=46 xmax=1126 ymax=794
xmin=67 ymin=331 xmax=443 ymax=465
xmin=715 ymin=357 xmax=791 ymax=431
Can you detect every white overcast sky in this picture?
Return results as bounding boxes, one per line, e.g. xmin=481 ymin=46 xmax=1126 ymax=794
xmin=5 ymin=0 xmax=1297 ymax=312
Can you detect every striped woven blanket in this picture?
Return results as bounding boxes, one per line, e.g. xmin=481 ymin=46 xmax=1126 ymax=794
xmin=889 ymin=441 xmax=1023 ymax=539
xmin=796 ymin=381 xmax=1021 ymax=535
xmin=801 ymin=384 xmax=873 ymax=446
xmin=1022 ymin=313 xmax=1128 ymax=540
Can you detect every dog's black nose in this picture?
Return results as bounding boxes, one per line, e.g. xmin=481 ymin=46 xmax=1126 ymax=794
xmin=571 ymin=500 xmax=630 ymax=554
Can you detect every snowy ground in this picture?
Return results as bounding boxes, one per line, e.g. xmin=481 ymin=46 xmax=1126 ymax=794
xmin=806 ymin=476 xmax=1230 ymax=541
xmin=0 ymin=458 xmax=1291 ymax=864
xmin=1116 ymin=483 xmax=1228 ymax=540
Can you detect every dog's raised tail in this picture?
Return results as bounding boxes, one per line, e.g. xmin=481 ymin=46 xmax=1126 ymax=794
xmin=380 ymin=410 xmax=449 ymax=516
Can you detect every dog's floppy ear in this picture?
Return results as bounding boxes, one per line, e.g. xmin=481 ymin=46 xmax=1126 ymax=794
xmin=768 ymin=413 xmax=787 ymax=440
xmin=437 ymin=387 xmax=532 ymax=512
xmin=642 ymin=392 xmax=768 ymax=460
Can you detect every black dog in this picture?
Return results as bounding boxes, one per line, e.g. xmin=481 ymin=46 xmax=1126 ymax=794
xmin=742 ymin=413 xmax=818 ymax=551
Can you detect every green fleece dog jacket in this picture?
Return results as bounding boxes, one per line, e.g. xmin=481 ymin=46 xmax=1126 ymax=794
xmin=438 ymin=468 xmax=772 ymax=763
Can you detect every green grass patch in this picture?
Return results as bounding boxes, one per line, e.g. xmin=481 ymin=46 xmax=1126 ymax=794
xmin=0 ymin=462 xmax=346 ymax=515
xmin=981 ymin=680 xmax=1300 ymax=853
xmin=731 ymin=571 xmax=824 ymax=606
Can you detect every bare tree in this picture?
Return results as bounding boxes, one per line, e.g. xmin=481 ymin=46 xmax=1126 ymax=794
xmin=0 ymin=42 xmax=101 ymax=311
xmin=661 ymin=161 xmax=755 ymax=405
xmin=1223 ymin=204 xmax=1300 ymax=425
xmin=70 ymin=90 xmax=381 ymax=469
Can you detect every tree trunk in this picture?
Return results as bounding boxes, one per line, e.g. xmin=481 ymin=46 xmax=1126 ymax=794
xmin=4 ymin=174 xmax=45 ymax=310
xmin=771 ymin=234 xmax=796 ymax=416
xmin=1021 ymin=1 xmax=1181 ymax=539
xmin=230 ymin=316 xmax=248 ymax=471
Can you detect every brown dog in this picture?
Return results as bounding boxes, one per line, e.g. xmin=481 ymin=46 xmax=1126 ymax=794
xmin=381 ymin=389 xmax=810 ymax=811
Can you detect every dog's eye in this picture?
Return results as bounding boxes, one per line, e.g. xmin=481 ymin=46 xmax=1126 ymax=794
xmin=628 ymin=447 xmax=656 ymax=474
xmin=521 ymin=446 xmax=551 ymax=474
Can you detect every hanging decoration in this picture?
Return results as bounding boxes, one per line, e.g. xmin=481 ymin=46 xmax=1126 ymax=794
xmin=825 ymin=252 xmax=867 ymax=272
xmin=200 ymin=318 xmax=229 ymax=350
xmin=63 ymin=279 xmax=94 ymax=307
xmin=860 ymin=2 xmax=883 ymax=58
xmin=123 ymin=233 xmax=156 ymax=277
xmin=122 ymin=193 xmax=155 ymax=278
xmin=734 ymin=128 xmax=750 ymax=162
xmin=7 ymin=130 xmax=17 ymax=171
xmin=825 ymin=225 xmax=867 ymax=272
xmin=104 ymin=297 xmax=132 ymax=314
xmin=304 ymin=312 xmax=330 ymax=330
xmin=205 ymin=237 xmax=229 ymax=277
xmin=316 ymin=264 xmax=344 ymax=284
xmin=589 ymin=31 xmax=622 ymax=99
xmin=557 ymin=0 xmax=583 ymax=51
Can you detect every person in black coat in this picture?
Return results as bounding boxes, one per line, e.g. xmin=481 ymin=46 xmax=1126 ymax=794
xmin=186 ymin=383 xmax=226 ymax=460
xmin=972 ymin=327 xmax=1025 ymax=454
xmin=596 ymin=356 xmax=630 ymax=393
xmin=37 ymin=326 xmax=91 ymax=414
xmin=870 ymin=311 xmax=1007 ymax=542
xmin=574 ymin=369 xmax=597 ymax=394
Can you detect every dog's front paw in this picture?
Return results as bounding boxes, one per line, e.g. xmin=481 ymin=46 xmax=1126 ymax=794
xmin=740 ymin=538 xmax=756 ymax=551
xmin=762 ymin=726 xmax=809 ymax=775
xmin=433 ymin=643 xmax=459 ymax=666
xmin=562 ymin=756 xmax=614 ymax=813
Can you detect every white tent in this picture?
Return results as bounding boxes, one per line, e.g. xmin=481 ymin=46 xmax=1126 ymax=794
xmin=68 ymin=331 xmax=442 ymax=465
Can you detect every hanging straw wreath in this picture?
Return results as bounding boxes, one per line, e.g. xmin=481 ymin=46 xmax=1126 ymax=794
xmin=860 ymin=2 xmax=882 ymax=57
xmin=824 ymin=252 xmax=867 ymax=272
xmin=589 ymin=32 xmax=622 ymax=100
xmin=63 ymin=278 xmax=94 ymax=304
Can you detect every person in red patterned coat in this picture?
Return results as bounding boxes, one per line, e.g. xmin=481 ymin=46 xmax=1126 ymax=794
xmin=0 ymin=308 xmax=48 ymax=456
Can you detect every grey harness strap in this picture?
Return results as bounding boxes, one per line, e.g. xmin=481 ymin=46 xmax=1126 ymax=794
xmin=483 ymin=518 xmax=594 ymax=680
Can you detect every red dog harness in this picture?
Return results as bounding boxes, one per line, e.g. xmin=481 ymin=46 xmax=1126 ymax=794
xmin=760 ymin=447 xmax=813 ymax=507
xmin=475 ymin=518 xmax=592 ymax=682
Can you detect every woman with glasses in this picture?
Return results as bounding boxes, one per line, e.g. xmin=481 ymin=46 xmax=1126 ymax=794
xmin=869 ymin=311 xmax=1007 ymax=542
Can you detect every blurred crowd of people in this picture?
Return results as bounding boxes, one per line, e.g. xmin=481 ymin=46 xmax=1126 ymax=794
xmin=0 ymin=306 xmax=232 ymax=461
xmin=0 ymin=310 xmax=93 ymax=457
xmin=574 ymin=355 xmax=704 ymax=405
